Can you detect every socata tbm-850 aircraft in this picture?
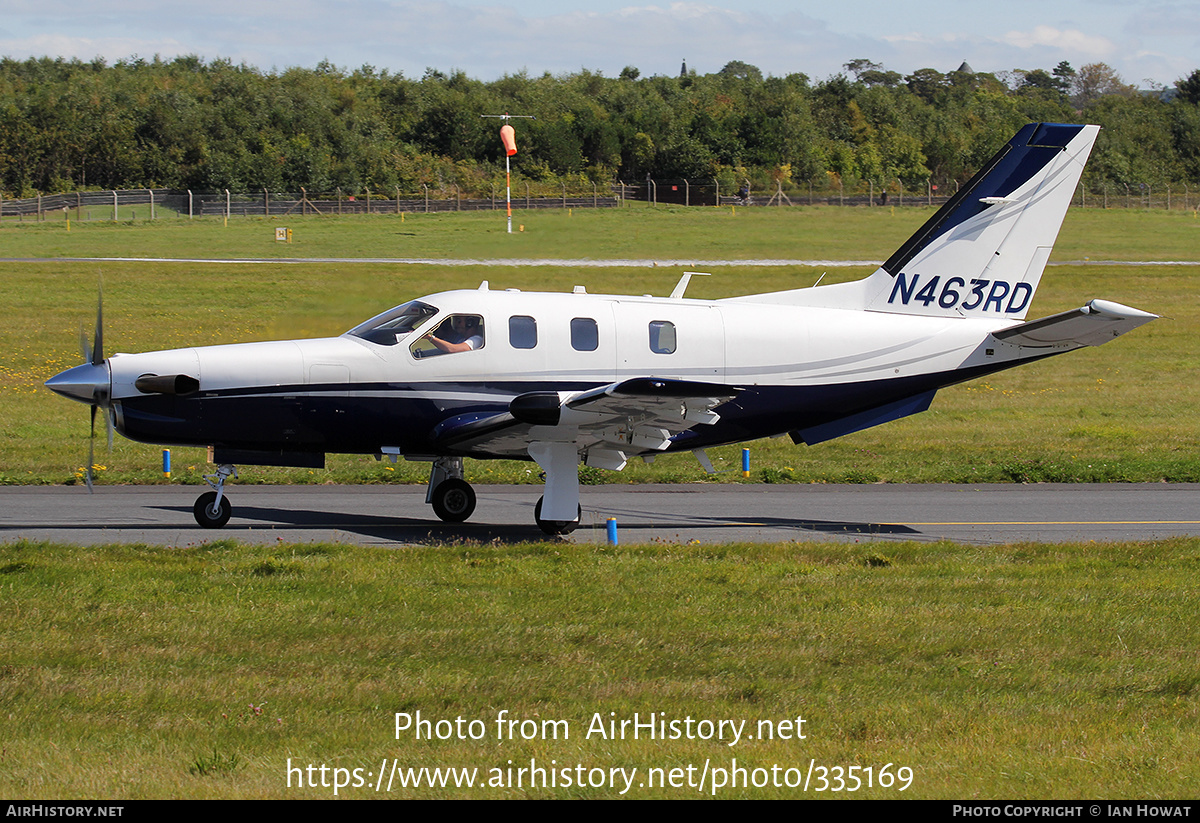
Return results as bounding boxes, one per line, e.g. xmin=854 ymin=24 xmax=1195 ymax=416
xmin=46 ymin=123 xmax=1157 ymax=535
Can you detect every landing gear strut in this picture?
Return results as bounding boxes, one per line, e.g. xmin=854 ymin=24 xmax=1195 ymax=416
xmin=528 ymin=441 xmax=583 ymax=536
xmin=534 ymin=496 xmax=581 ymax=536
xmin=194 ymin=464 xmax=237 ymax=528
xmin=426 ymin=457 xmax=477 ymax=523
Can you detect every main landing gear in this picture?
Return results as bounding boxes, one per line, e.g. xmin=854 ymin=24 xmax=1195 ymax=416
xmin=534 ymin=496 xmax=581 ymax=536
xmin=427 ymin=457 xmax=477 ymax=523
xmin=194 ymin=464 xmax=237 ymax=528
xmin=426 ymin=455 xmax=580 ymax=536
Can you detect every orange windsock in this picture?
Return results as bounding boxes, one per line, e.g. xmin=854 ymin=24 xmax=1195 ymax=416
xmin=500 ymin=124 xmax=517 ymax=156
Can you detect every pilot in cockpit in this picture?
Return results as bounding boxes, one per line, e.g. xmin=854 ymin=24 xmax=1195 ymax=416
xmin=427 ymin=315 xmax=484 ymax=354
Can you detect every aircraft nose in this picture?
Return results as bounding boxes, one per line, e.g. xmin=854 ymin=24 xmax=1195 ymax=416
xmin=45 ymin=361 xmax=110 ymax=405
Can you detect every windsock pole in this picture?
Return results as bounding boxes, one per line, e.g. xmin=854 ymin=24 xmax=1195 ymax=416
xmin=483 ymin=113 xmax=534 ymax=235
xmin=501 ymin=125 xmax=516 ymax=233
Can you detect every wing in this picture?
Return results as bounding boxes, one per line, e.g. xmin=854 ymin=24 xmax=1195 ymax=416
xmin=430 ymin=377 xmax=740 ymax=469
xmin=992 ymin=299 xmax=1158 ymax=349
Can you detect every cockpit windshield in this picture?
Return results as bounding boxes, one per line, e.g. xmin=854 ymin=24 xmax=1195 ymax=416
xmin=346 ymin=301 xmax=439 ymax=346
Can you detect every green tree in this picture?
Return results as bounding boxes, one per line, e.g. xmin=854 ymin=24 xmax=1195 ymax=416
xmin=1176 ymin=69 xmax=1200 ymax=105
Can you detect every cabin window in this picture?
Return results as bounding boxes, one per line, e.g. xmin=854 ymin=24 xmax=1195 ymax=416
xmin=509 ymin=315 xmax=537 ymax=349
xmin=649 ymin=320 xmax=676 ymax=354
xmin=410 ymin=314 xmax=485 ymax=358
xmin=571 ymin=317 xmax=598 ymax=351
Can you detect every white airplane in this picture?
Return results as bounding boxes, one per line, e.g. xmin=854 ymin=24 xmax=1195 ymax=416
xmin=46 ymin=123 xmax=1157 ymax=535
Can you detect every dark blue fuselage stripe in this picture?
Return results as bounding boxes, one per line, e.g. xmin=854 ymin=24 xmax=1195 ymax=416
xmin=115 ymin=354 xmax=1056 ymax=458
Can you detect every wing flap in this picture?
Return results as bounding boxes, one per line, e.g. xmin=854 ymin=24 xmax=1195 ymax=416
xmin=431 ymin=377 xmax=740 ymax=460
xmin=564 ymin=377 xmax=740 ymax=432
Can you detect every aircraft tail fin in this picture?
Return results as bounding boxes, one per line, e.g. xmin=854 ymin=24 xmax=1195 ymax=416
xmin=863 ymin=122 xmax=1099 ymax=320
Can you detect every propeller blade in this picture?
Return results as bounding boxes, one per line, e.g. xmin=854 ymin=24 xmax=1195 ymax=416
xmin=87 ymin=404 xmax=97 ymax=494
xmin=92 ymin=282 xmax=104 ymax=367
xmin=79 ymin=323 xmax=92 ymax=364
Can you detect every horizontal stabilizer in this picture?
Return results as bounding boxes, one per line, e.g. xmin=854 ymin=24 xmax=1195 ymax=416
xmin=993 ymin=299 xmax=1159 ymax=348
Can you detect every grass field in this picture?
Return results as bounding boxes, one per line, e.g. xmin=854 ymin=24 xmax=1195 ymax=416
xmin=2 ymin=536 xmax=1198 ymax=799
xmin=3 ymin=206 xmax=1198 ymax=800
xmin=1 ymin=205 xmax=1197 ymax=486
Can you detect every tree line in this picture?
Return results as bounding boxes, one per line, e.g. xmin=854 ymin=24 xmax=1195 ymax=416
xmin=1 ymin=54 xmax=1198 ymax=199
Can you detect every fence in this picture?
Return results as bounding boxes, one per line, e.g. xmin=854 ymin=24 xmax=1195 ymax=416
xmin=620 ymin=178 xmax=1200 ymax=211
xmin=620 ymin=178 xmax=962 ymax=209
xmin=4 ymin=180 xmax=1198 ymax=220
xmin=0 ymin=184 xmax=619 ymax=221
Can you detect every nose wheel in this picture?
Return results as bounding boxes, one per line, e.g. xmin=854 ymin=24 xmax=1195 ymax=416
xmin=193 ymin=491 xmax=232 ymax=528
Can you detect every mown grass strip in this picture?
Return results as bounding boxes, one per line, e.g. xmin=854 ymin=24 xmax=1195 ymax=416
xmin=1 ymin=537 xmax=1197 ymax=798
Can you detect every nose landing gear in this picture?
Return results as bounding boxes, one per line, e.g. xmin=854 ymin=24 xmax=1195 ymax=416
xmin=194 ymin=464 xmax=237 ymax=528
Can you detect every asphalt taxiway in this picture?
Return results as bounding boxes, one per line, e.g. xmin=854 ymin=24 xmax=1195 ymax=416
xmin=3 ymin=483 xmax=1199 ymax=547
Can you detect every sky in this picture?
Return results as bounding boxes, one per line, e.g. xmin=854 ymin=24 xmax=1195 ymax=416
xmin=0 ymin=0 xmax=1194 ymax=88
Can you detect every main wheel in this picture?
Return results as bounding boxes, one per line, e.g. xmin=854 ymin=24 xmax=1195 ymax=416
xmin=193 ymin=491 xmax=232 ymax=528
xmin=534 ymin=496 xmax=581 ymax=536
xmin=431 ymin=478 xmax=476 ymax=523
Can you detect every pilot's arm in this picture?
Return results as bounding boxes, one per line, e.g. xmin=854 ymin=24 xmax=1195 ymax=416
xmin=430 ymin=335 xmax=479 ymax=353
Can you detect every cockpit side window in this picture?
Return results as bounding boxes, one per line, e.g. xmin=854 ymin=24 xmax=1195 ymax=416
xmin=411 ymin=314 xmax=485 ymax=358
xmin=347 ymin=301 xmax=438 ymax=346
